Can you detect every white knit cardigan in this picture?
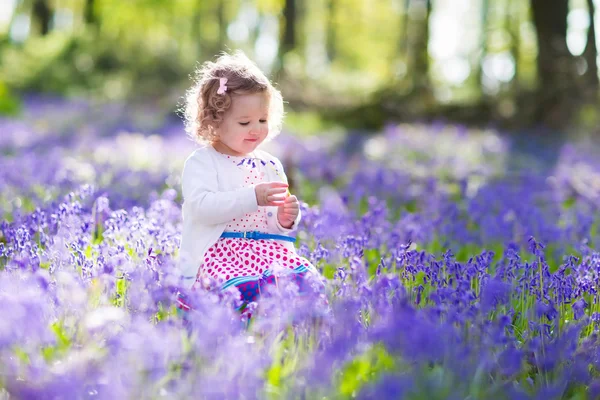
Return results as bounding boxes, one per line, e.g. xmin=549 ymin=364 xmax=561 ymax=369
xmin=178 ymin=145 xmax=300 ymax=288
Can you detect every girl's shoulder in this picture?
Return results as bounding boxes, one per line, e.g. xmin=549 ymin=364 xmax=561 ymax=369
xmin=185 ymin=145 xmax=216 ymax=164
xmin=188 ymin=145 xmax=214 ymax=159
xmin=183 ymin=146 xmax=218 ymax=174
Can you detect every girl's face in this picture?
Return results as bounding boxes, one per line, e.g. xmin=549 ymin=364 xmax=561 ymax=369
xmin=214 ymin=92 xmax=270 ymax=156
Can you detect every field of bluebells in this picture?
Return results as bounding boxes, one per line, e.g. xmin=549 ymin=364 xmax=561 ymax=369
xmin=1 ymin=95 xmax=600 ymax=399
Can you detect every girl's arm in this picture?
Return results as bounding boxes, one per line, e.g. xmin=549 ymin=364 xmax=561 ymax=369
xmin=182 ymin=152 xmax=258 ymax=225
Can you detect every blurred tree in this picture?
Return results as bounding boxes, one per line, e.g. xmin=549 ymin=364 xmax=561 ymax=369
xmin=530 ymin=0 xmax=577 ymax=127
xmin=31 ymin=0 xmax=53 ymax=36
xmin=475 ymin=0 xmax=489 ymax=94
xmin=406 ymin=0 xmax=432 ymax=94
xmin=84 ymin=0 xmax=98 ymax=26
xmin=583 ymin=0 xmax=598 ymax=96
xmin=413 ymin=0 xmax=431 ymax=92
xmin=326 ymin=0 xmax=336 ymax=62
xmin=281 ymin=0 xmax=296 ymax=55
xmin=395 ymin=0 xmax=410 ymax=92
xmin=508 ymin=0 xmax=520 ymax=92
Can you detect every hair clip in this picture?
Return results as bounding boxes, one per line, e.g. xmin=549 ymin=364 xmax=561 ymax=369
xmin=217 ymin=77 xmax=228 ymax=94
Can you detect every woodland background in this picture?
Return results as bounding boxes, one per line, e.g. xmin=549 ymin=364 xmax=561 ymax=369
xmin=0 ymin=0 xmax=599 ymax=134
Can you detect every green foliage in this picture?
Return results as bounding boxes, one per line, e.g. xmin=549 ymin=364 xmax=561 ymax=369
xmin=113 ymin=272 xmax=129 ymax=308
xmin=0 ymin=81 xmax=20 ymax=116
xmin=1 ymin=30 xmax=190 ymax=100
xmin=42 ymin=320 xmax=73 ymax=363
xmin=363 ymin=248 xmax=381 ymax=275
xmin=324 ymin=102 xmax=389 ymax=131
xmin=13 ymin=347 xmax=30 ymax=365
xmin=264 ymin=329 xmax=305 ymax=398
xmin=283 ymin=111 xmax=340 ymax=137
xmin=336 ymin=344 xmax=395 ymax=398
xmin=321 ymin=262 xmax=337 ymax=280
xmin=2 ymin=0 xmax=599 ymax=129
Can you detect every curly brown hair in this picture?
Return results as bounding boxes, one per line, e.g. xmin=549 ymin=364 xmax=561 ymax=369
xmin=181 ymin=50 xmax=284 ymax=145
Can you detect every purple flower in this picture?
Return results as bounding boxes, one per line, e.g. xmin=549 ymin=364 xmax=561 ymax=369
xmin=496 ymin=345 xmax=524 ymax=376
xmin=357 ymin=374 xmax=413 ymax=399
xmin=589 ymin=380 xmax=600 ymax=399
xmin=572 ymin=298 xmax=588 ymax=320
xmin=535 ymin=300 xmax=558 ymax=321
xmin=480 ymin=278 xmax=511 ymax=312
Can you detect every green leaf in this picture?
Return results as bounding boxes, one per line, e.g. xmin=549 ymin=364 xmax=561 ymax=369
xmin=322 ymin=263 xmax=337 ymax=279
xmin=415 ymin=270 xmax=426 ymax=286
xmin=337 ymin=344 xmax=395 ymax=397
xmin=13 ymin=347 xmax=30 ymax=364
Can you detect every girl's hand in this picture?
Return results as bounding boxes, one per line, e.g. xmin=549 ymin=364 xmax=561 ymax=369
xmin=277 ymin=194 xmax=299 ymax=228
xmin=255 ymin=182 xmax=289 ymax=206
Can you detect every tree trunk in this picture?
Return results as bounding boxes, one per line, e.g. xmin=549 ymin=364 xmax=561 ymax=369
xmin=280 ymin=0 xmax=296 ymax=56
xmin=583 ymin=0 xmax=599 ymax=96
xmin=326 ymin=0 xmax=336 ymax=62
xmin=475 ymin=0 xmax=489 ymax=92
xmin=508 ymin=0 xmax=520 ymax=91
xmin=410 ymin=0 xmax=432 ymax=92
xmin=530 ymin=0 xmax=577 ymax=127
xmin=393 ymin=0 xmax=410 ymax=87
xmin=400 ymin=0 xmax=410 ymax=57
xmin=32 ymin=0 xmax=52 ymax=36
xmin=274 ymin=0 xmax=296 ymax=77
xmin=84 ymin=0 xmax=97 ymax=26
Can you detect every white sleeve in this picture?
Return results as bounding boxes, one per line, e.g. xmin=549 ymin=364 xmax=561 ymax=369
xmin=182 ymin=152 xmax=259 ymax=225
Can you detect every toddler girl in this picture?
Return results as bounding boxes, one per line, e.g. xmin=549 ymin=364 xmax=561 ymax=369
xmin=177 ymin=51 xmax=324 ymax=316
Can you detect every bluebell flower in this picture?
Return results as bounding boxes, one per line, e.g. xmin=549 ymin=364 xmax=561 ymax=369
xmin=572 ymin=298 xmax=588 ymax=320
xmin=480 ymin=278 xmax=511 ymax=312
